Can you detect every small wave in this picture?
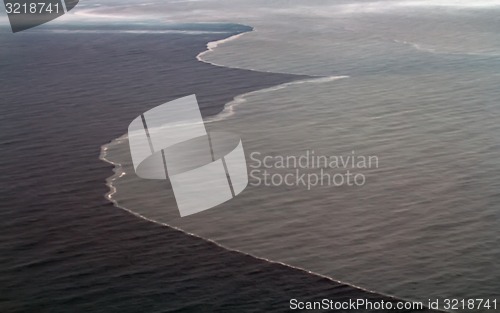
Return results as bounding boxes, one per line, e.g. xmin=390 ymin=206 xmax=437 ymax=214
xmin=393 ymin=39 xmax=437 ymax=53
xmin=393 ymin=39 xmax=500 ymax=57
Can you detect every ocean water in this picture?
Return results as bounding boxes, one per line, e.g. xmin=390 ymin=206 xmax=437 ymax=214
xmin=3 ymin=22 xmax=407 ymax=313
xmin=2 ymin=0 xmax=500 ymax=312
xmin=100 ymin=0 xmax=500 ymax=311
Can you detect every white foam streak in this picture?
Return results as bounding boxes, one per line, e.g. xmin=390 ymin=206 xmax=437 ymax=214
xmin=196 ymin=32 xmax=251 ymax=68
xmin=206 ymin=76 xmax=349 ymax=123
xmin=197 ymin=29 xmax=320 ymax=75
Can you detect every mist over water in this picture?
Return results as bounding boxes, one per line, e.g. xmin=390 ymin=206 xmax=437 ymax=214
xmin=97 ymin=0 xmax=500 ymax=309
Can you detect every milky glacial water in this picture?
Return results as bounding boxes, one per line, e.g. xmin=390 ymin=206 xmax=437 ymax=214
xmin=100 ymin=0 xmax=500 ymax=310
